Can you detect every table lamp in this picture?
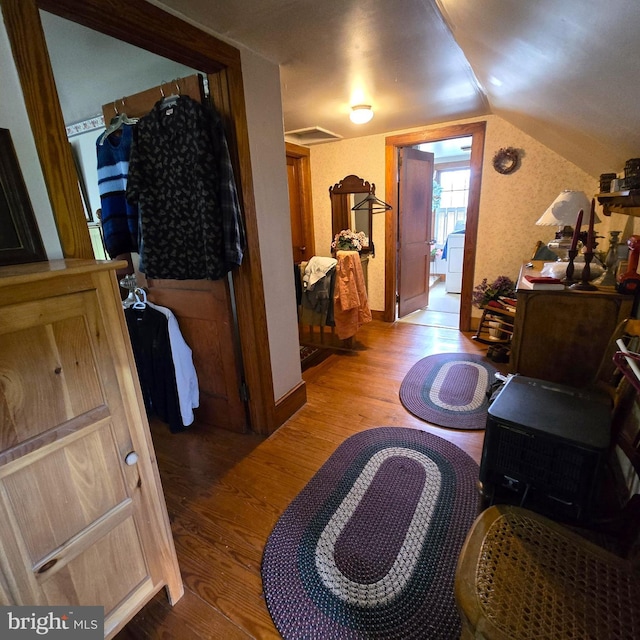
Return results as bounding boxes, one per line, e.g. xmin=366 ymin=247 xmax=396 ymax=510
xmin=536 ymin=190 xmax=599 ymax=259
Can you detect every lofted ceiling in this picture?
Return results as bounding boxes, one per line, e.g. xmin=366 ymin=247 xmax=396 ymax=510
xmin=42 ymin=0 xmax=640 ymax=177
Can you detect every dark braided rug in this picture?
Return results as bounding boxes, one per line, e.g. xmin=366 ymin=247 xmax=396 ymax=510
xmin=261 ymin=427 xmax=480 ymax=639
xmin=399 ymin=353 xmax=497 ymax=430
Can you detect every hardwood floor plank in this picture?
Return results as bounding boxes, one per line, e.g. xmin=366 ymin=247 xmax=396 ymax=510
xmin=116 ymin=320 xmax=491 ymax=638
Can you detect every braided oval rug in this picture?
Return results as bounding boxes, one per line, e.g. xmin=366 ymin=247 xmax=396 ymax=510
xmin=261 ymin=427 xmax=480 ymax=639
xmin=399 ymin=353 xmax=498 ymax=430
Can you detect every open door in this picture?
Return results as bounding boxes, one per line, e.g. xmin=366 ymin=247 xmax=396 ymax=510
xmin=99 ymin=74 xmax=249 ymax=433
xmin=397 ymin=147 xmax=434 ymax=318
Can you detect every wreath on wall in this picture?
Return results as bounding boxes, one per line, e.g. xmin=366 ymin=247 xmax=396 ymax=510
xmin=492 ymin=147 xmax=520 ymax=174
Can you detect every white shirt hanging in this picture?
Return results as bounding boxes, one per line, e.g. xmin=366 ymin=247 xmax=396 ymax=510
xmin=147 ymin=301 xmax=199 ymax=427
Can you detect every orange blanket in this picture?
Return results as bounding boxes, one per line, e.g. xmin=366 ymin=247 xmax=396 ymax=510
xmin=333 ymin=251 xmax=372 ymax=339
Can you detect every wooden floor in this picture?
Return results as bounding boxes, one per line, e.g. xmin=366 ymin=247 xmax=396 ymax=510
xmin=116 ymin=319 xmax=494 ymax=639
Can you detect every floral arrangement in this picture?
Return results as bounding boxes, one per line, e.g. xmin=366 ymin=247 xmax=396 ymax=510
xmin=472 ymin=275 xmax=516 ymax=308
xmin=332 ymin=229 xmax=367 ymax=252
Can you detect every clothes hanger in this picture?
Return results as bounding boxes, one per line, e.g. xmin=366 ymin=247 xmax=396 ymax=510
xmin=132 ymin=288 xmax=148 ymax=310
xmin=159 ymin=79 xmax=182 ymax=109
xmin=98 ymin=99 xmax=139 ymax=145
xmin=351 ymin=192 xmax=392 ymax=213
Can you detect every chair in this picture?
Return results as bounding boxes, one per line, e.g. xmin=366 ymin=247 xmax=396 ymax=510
xmin=455 ymin=322 xmax=640 ymax=639
xmin=455 ymin=504 xmax=640 ymax=640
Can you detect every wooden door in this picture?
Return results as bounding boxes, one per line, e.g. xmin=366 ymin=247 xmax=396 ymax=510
xmin=286 ymin=142 xmax=315 ymax=263
xmin=397 ymin=147 xmax=434 ymax=317
xmin=0 ymin=261 xmax=182 ymax=638
xmin=144 ymin=277 xmax=248 ymax=432
xmin=102 ymin=75 xmax=249 ymax=433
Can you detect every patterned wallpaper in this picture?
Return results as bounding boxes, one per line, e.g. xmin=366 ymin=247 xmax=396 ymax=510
xmin=310 ymin=114 xmax=638 ymax=315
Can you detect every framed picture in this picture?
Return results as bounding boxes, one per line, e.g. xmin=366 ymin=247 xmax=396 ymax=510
xmin=0 ymin=127 xmax=47 ymax=266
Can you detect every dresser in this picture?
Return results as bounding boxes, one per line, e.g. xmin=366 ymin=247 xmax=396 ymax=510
xmin=509 ymin=264 xmax=634 ymax=387
xmin=0 ymin=260 xmax=182 ymax=638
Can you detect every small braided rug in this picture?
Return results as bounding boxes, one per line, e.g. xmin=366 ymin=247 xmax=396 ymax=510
xmin=399 ymin=353 xmax=497 ymax=430
xmin=261 ymin=427 xmax=480 ymax=639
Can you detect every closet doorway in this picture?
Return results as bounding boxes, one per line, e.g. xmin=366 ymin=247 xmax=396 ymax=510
xmin=5 ymin=0 xmax=280 ymax=435
xmin=384 ymin=122 xmax=486 ymax=331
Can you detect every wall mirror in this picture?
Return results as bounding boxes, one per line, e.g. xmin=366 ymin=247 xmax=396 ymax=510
xmin=330 ymin=174 xmax=376 ymax=254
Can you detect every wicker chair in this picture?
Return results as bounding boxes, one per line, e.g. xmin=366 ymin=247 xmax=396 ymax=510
xmin=455 ymin=319 xmax=640 ymax=639
xmin=455 ymin=504 xmax=640 ymax=639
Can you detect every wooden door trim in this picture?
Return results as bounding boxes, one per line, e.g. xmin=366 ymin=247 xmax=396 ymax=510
xmin=285 ymin=142 xmax=315 ymax=258
xmin=1 ymin=0 xmax=278 ymax=433
xmin=384 ymin=121 xmax=486 ymax=331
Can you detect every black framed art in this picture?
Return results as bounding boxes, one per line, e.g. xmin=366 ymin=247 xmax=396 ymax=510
xmin=0 ymin=127 xmax=47 ymax=266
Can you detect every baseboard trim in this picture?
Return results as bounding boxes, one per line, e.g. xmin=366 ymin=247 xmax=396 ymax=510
xmin=274 ymin=380 xmax=307 ymax=428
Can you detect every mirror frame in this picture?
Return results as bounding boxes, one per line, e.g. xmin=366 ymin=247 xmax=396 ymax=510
xmin=0 ymin=127 xmax=47 ymax=265
xmin=329 ymin=174 xmax=375 ymax=254
xmin=1 ymin=0 xmax=280 ymax=432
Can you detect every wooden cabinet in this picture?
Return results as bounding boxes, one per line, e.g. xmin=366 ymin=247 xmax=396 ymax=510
xmin=509 ymin=278 xmax=633 ymax=387
xmin=0 ymin=260 xmax=182 ymax=638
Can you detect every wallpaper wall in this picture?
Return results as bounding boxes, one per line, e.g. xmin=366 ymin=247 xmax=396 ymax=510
xmin=309 ymin=114 xmax=638 ymax=315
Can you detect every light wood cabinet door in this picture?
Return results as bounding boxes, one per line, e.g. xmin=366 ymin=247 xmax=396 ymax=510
xmin=0 ymin=261 xmax=182 ymax=638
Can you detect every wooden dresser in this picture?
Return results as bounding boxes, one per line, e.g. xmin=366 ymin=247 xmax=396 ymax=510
xmin=0 ymin=260 xmax=182 ymax=638
xmin=509 ymin=264 xmax=634 ymax=387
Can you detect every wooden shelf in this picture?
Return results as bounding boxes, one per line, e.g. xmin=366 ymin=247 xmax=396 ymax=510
xmin=473 ymin=306 xmax=515 ymax=346
xmin=596 ymin=190 xmax=640 ymax=217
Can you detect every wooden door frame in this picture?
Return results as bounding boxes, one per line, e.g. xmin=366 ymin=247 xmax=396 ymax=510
xmin=384 ymin=122 xmax=486 ymax=331
xmin=285 ymin=141 xmax=315 ymax=259
xmin=1 ymin=0 xmax=278 ymax=433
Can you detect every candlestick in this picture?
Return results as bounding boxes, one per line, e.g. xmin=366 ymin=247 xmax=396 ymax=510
xmin=569 ymin=209 xmax=584 ymax=252
xmin=563 ymin=249 xmax=579 ymax=284
xmin=570 ymin=248 xmax=598 ymax=291
xmin=586 ymin=198 xmax=595 ymax=252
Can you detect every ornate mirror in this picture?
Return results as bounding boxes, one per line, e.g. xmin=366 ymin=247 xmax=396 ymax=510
xmin=329 ymin=174 xmax=375 ymax=254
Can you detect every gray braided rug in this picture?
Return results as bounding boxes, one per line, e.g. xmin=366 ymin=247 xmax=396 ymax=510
xmin=399 ymin=353 xmax=497 ymax=430
xmin=261 ymin=427 xmax=480 ymax=639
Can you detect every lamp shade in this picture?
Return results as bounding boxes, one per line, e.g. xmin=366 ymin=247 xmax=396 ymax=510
xmin=536 ymin=190 xmax=600 ymax=226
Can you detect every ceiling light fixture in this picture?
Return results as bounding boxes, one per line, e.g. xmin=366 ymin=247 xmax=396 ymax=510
xmin=350 ymin=105 xmax=374 ymax=124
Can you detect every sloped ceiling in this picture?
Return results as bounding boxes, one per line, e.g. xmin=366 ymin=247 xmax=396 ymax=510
xmin=43 ymin=0 xmax=640 ymax=177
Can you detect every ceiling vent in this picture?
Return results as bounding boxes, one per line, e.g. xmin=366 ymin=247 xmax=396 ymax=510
xmin=285 ymin=126 xmax=343 ymax=146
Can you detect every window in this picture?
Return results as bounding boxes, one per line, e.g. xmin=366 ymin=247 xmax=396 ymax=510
xmin=433 ymin=168 xmax=470 ymax=246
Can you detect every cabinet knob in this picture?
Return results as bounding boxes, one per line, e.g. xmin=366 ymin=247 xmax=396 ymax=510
xmin=124 ymin=451 xmax=139 ymax=466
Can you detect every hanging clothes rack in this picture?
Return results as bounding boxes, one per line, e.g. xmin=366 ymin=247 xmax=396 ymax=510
xmin=101 ymin=75 xmax=205 ymax=123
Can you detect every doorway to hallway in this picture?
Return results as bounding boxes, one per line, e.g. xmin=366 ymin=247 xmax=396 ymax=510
xmin=384 ymin=122 xmax=486 ymax=332
xmin=397 ymin=277 xmax=460 ymax=328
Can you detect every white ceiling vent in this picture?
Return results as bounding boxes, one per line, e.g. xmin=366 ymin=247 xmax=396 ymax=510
xmin=285 ymin=126 xmax=343 ymax=146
